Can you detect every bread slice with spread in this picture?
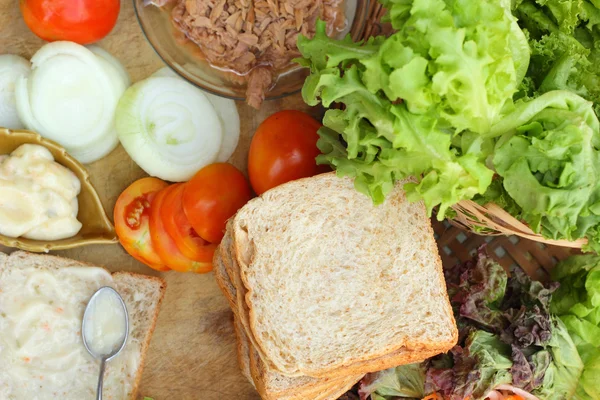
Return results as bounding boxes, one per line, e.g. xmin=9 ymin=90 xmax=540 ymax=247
xmin=0 ymin=251 xmax=166 ymax=400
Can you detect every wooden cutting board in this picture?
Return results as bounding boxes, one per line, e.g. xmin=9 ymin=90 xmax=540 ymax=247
xmin=0 ymin=1 xmax=323 ymax=398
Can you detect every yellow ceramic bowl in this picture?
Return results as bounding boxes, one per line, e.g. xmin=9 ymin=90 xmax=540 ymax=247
xmin=0 ymin=129 xmax=117 ymax=252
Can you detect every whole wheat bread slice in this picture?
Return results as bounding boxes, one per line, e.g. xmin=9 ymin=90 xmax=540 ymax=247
xmin=228 ymin=226 xmax=448 ymax=379
xmin=231 ymin=173 xmax=458 ymax=377
xmin=0 ymin=251 xmax=166 ymax=400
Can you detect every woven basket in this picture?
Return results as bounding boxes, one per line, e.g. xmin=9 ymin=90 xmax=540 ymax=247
xmin=356 ymin=2 xmax=586 ymax=249
xmin=431 ymin=218 xmax=579 ymax=279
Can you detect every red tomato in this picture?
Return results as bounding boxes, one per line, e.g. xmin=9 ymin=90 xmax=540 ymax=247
xmin=114 ymin=177 xmax=169 ymax=272
xmin=160 ymin=183 xmax=218 ymax=262
xmin=248 ymin=110 xmax=329 ymax=195
xmin=20 ymin=0 xmax=120 ymax=44
xmin=182 ymin=163 xmax=252 ymax=244
xmin=150 ymin=185 xmax=213 ymax=274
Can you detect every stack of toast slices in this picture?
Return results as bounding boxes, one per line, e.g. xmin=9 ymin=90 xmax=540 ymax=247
xmin=213 ymin=173 xmax=459 ymax=400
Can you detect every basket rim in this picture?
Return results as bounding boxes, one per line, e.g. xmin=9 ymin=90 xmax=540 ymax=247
xmin=451 ymin=200 xmax=587 ymax=249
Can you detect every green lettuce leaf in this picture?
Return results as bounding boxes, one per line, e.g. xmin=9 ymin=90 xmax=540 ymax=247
xmin=550 ymin=255 xmax=600 ymax=399
xmin=484 ymin=91 xmax=600 ymax=251
xmin=570 ymin=334 xmax=600 ymax=400
xmin=424 ymin=330 xmax=513 ymax=400
xmin=533 ymin=317 xmax=584 ymax=400
xmin=379 ymin=0 xmax=518 ymax=133
xmin=358 ymin=363 xmax=426 ymax=399
xmin=513 ymin=0 xmax=600 ymax=116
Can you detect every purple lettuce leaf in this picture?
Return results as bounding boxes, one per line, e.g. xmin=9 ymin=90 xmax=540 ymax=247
xmin=510 ymin=346 xmax=551 ymax=391
xmin=446 ymin=246 xmax=508 ymax=332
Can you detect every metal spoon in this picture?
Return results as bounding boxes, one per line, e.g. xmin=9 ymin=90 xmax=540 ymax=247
xmin=82 ymin=286 xmax=129 ymax=400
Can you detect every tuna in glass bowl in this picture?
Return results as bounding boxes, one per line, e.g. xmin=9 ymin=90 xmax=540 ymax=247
xmin=134 ymin=0 xmax=369 ymax=108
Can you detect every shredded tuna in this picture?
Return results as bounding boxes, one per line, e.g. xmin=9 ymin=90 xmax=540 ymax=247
xmin=167 ymin=0 xmax=346 ymax=108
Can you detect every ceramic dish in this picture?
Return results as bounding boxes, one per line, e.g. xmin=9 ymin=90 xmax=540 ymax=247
xmin=0 ymin=129 xmax=117 ymax=252
xmin=134 ymin=0 xmax=369 ymax=101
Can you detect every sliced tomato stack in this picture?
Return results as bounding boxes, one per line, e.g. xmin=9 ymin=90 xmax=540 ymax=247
xmin=114 ymin=163 xmax=252 ymax=273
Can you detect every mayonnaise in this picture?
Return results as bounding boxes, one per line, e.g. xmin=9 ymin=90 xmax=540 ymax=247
xmin=0 ymin=143 xmax=82 ymax=240
xmin=83 ymin=288 xmax=128 ymax=356
xmin=0 ymin=265 xmax=140 ymax=400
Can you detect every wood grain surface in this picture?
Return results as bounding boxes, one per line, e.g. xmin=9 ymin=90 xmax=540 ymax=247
xmin=0 ymin=1 xmax=322 ymax=398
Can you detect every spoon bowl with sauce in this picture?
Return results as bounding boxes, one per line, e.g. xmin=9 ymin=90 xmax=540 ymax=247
xmin=82 ymin=286 xmax=129 ymax=400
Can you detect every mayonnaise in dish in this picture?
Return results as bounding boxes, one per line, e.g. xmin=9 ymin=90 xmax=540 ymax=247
xmin=0 ymin=265 xmax=140 ymax=400
xmin=0 ymin=144 xmax=82 ymax=240
xmin=83 ymin=288 xmax=128 ymax=356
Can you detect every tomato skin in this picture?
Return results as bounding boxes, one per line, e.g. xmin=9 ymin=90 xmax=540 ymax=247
xmin=114 ymin=177 xmax=169 ymax=271
xmin=160 ymin=183 xmax=218 ymax=261
xmin=20 ymin=0 xmax=120 ymax=44
xmin=150 ymin=185 xmax=213 ymax=274
xmin=248 ymin=110 xmax=329 ymax=195
xmin=182 ymin=163 xmax=252 ymax=244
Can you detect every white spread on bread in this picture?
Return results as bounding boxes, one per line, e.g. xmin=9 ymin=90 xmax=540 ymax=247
xmin=83 ymin=288 xmax=127 ymax=356
xmin=0 ymin=265 xmax=140 ymax=399
xmin=0 ymin=144 xmax=82 ymax=240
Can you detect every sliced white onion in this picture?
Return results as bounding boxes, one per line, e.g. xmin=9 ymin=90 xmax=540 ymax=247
xmin=152 ymin=67 xmax=240 ymax=162
xmin=0 ymin=55 xmax=31 ymax=130
xmin=209 ymin=94 xmax=240 ymax=162
xmin=69 ymin=129 xmax=120 ymax=164
xmin=115 ymin=76 xmax=223 ymax=182
xmin=15 ymin=42 xmax=126 ymax=163
xmin=88 ymin=45 xmax=131 ymax=88
xmin=75 ymin=45 xmax=130 ymax=164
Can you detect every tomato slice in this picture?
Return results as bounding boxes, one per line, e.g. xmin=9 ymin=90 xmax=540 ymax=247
xmin=150 ymin=185 xmax=213 ymax=274
xmin=161 ymin=183 xmax=217 ymax=261
xmin=182 ymin=163 xmax=252 ymax=244
xmin=114 ymin=177 xmax=169 ymax=271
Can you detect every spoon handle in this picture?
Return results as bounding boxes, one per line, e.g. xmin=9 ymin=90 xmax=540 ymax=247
xmin=96 ymin=358 xmax=106 ymax=400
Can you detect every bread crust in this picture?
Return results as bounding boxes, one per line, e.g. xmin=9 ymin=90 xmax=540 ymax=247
xmin=1 ymin=251 xmax=167 ymax=400
xmin=315 ymin=376 xmax=361 ymax=400
xmin=213 ymin=251 xmax=238 ymax=311
xmin=232 ymin=314 xmax=256 ymax=388
xmin=219 ymin=225 xmax=237 ymax=285
xmin=113 ymin=272 xmax=167 ymax=400
xmin=229 ymin=231 xmax=288 ymax=374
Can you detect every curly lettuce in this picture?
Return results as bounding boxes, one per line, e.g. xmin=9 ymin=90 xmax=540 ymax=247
xmin=297 ymin=0 xmax=520 ymax=217
xmin=513 ymin=0 xmax=600 ymax=116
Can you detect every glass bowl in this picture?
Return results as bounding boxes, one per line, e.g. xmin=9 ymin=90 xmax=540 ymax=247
xmin=133 ymin=0 xmax=369 ymax=102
